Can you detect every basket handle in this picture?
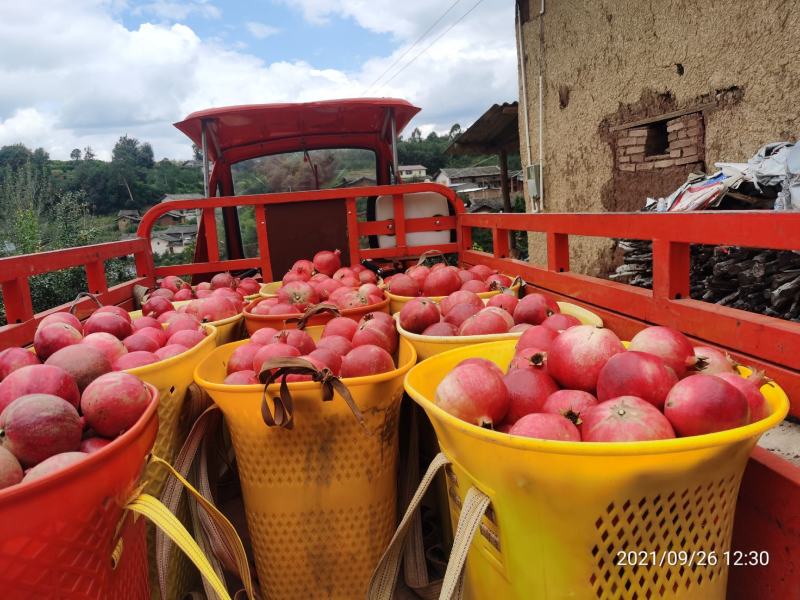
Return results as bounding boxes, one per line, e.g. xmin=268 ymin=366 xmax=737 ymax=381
xmin=488 ymin=275 xmax=525 ymax=296
xmin=415 ymin=250 xmax=449 ymax=266
xmin=258 ymin=357 xmax=364 ymax=429
xmin=68 ymin=291 xmax=104 ymax=315
xmin=286 ymin=303 xmax=341 ymax=330
xmin=156 ymin=404 xmax=256 ymax=600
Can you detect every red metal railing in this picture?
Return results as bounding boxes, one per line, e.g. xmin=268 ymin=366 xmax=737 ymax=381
xmin=137 ymin=183 xmax=466 ymax=282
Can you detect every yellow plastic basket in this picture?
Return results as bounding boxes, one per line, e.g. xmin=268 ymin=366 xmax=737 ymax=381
xmin=396 ymin=300 xmax=603 ymax=360
xmin=384 ymin=276 xmax=522 ymax=314
xmin=131 ymin=300 xmax=243 ymax=346
xmin=194 ymin=327 xmax=417 ymax=600
xmin=259 ymin=281 xmax=281 ymax=298
xmin=403 ymin=340 xmax=789 ymax=600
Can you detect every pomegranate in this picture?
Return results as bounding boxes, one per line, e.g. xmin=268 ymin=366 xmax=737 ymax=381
xmin=45 ymin=345 xmax=112 ymax=392
xmin=542 ymin=313 xmax=580 ymax=332
xmin=224 ymin=370 xmax=260 ymax=385
xmin=388 ymin=274 xmax=420 ymax=297
xmin=460 ymin=280 xmax=490 ymax=293
xmin=313 ymin=249 xmax=342 ymax=276
xmin=596 ymin=351 xmax=678 ymax=410
xmin=195 ymin=282 xmax=212 ymax=291
xmin=547 ymin=325 xmax=624 ymax=391
xmin=422 ymin=322 xmax=458 ymax=336
xmin=316 ymin=335 xmax=353 ymax=357
xmin=132 ymin=316 xmax=161 ymax=331
xmin=458 ymin=358 xmax=504 ymax=378
xmin=23 ymin=452 xmax=87 ymax=482
xmin=0 ymin=364 xmax=80 ymax=411
xmin=93 ymin=305 xmax=132 ymax=323
xmin=352 ymin=320 xmax=397 ymax=354
xmin=361 ymin=312 xmax=394 ymax=327
xmin=664 ymin=374 xmax=749 ymax=436
xmin=430 ymin=263 xmax=448 ymax=272
xmin=249 ymin=301 xmax=274 ymax=316
xmin=423 ymin=269 xmax=461 ymax=297
xmin=185 ymin=296 xmax=238 ymax=321
xmin=81 ymin=372 xmax=151 ymax=437
xmin=238 ymin=277 xmax=261 ymax=295
xmin=283 ymin=270 xmax=310 ymax=284
xmin=322 ymin=317 xmax=358 ymax=340
xmin=135 ymin=326 xmax=168 ymax=347
xmin=195 ymin=289 xmax=213 ymax=299
xmin=142 ymin=295 xmax=173 ymax=318
xmin=629 ymin=326 xmax=695 ymax=377
xmin=328 ymin=286 xmax=352 ymax=305
xmin=273 ymin=330 xmax=316 ymax=355
xmin=160 ymin=275 xmax=187 ymax=293
xmin=252 ymin=343 xmax=301 ymax=373
xmin=351 ymin=264 xmax=366 ymax=274
xmin=0 ymin=348 xmax=40 ymax=382
xmin=164 ymin=314 xmax=201 ymax=338
xmin=509 ymin=323 xmax=532 ymax=333
xmin=316 ymin=278 xmax=344 ymax=300
xmin=434 ymin=361 xmax=509 ymax=427
xmin=443 ymin=303 xmax=480 ymax=328
xmin=440 ymin=290 xmax=483 ymax=316
xmin=0 ymin=394 xmax=82 ymax=466
xmin=39 ymin=311 xmax=82 ymax=332
xmin=80 ymin=437 xmax=112 ymax=454
xmin=405 ymin=265 xmax=430 ymax=288
xmin=227 ymin=343 xmax=264 ymax=374
xmin=167 ymin=329 xmax=206 ymax=348
xmin=509 ymin=347 xmax=548 ymax=371
xmin=339 ymin=276 xmax=360 ymax=288
xmin=83 ymin=312 xmax=133 ymax=340
xmin=292 ymin=259 xmax=315 ymax=277
xmin=123 ymin=333 xmax=161 ymax=354
xmin=483 ymin=306 xmax=514 ymax=329
xmin=173 ymin=288 xmax=193 ymax=301
xmin=716 ymin=372 xmax=770 ymax=423
xmin=113 ymin=351 xmax=159 ymax=370
xmin=542 ymin=390 xmax=598 ymax=425
xmin=0 ymin=445 xmax=22 ymax=489
xmin=358 ymin=283 xmax=382 ymax=299
xmin=516 ymin=325 xmax=558 ymax=352
xmin=250 ymin=327 xmax=280 ymax=345
xmin=34 ymin=323 xmax=83 ymax=360
xmin=487 ymin=293 xmax=519 ymax=314
xmin=399 ymin=298 xmax=441 ymax=334
xmin=335 ymin=290 xmax=370 ymax=310
xmin=149 ymin=288 xmax=174 ymax=300
xmin=509 ymin=413 xmax=581 ymax=441
xmin=581 ymin=396 xmax=676 ymax=442
xmin=512 ymin=294 xmax=556 ymax=325
xmin=277 ymin=281 xmax=320 ymax=307
xmin=156 ymin=310 xmax=180 ymax=324
xmin=458 ymin=309 xmax=509 ymax=336
xmin=332 ymin=267 xmax=356 ymax=281
xmin=269 ymin=303 xmax=300 ymax=316
xmin=308 ymin=348 xmax=342 ymax=375
xmin=503 ymin=368 xmax=559 ymax=422
xmin=211 ymin=272 xmax=235 ymax=289
xmin=359 ymin=269 xmax=378 ymax=284
xmin=468 ymin=264 xmax=496 ymax=280
xmin=341 ymin=345 xmax=395 ymax=377
xmin=692 ymin=346 xmax=737 ymax=375
xmin=155 ymin=344 xmax=189 ymax=360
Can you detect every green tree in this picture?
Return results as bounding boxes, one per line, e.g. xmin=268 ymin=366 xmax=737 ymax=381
xmin=448 ymin=123 xmax=462 ymax=140
xmin=83 ymin=146 xmax=96 ymax=160
xmin=70 ymin=148 xmax=82 ymax=161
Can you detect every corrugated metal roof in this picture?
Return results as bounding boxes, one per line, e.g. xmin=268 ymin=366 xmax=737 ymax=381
xmin=446 ymin=102 xmax=519 ymax=156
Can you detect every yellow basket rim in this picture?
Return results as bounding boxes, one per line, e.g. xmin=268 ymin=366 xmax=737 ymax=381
xmin=243 ymin=296 xmax=390 ymax=320
xmin=194 ymin=325 xmax=418 ymax=393
xmin=123 ymin=323 xmax=218 ymax=376
xmin=383 ymin=275 xmax=520 ymax=303
xmin=404 ymin=339 xmax=790 ymax=457
xmin=131 ymin=299 xmax=243 ymax=328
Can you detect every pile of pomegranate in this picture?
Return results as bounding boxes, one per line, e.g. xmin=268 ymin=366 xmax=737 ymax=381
xmin=149 ymin=273 xmax=261 ymax=303
xmin=144 ymin=273 xmax=248 ymax=322
xmin=0 ymin=348 xmax=152 ymax=490
xmin=398 ymin=289 xmax=573 ymax=336
xmin=386 ymin=262 xmax=513 ymax=297
xmin=248 ymin=250 xmax=386 ymax=316
xmin=223 ymin=311 xmax=398 ymax=384
xmin=434 ymin=323 xmax=769 ymax=442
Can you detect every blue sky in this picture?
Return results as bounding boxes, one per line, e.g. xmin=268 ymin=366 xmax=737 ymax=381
xmin=0 ymin=0 xmax=517 ymax=159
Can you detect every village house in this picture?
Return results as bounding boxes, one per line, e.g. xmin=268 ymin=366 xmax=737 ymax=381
xmin=398 ymin=164 xmax=428 ymax=181
xmin=149 ymin=224 xmax=198 ymax=256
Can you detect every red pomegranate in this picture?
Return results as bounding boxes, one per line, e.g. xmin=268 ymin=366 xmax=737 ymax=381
xmin=82 ymin=332 xmax=128 ymax=365
xmin=238 ymin=277 xmax=261 ymax=295
xmin=313 ymin=250 xmax=342 ymax=276
xmin=210 ymin=272 xmax=236 ymax=289
xmin=487 ymin=293 xmax=519 ymax=314
xmin=547 ymin=325 xmax=624 ymax=391
xmin=458 ymin=308 xmax=509 ymax=336
xmin=292 ymin=259 xmax=315 ymax=277
xmin=93 ymin=305 xmax=133 ymax=323
xmin=443 ymin=303 xmax=480 ymax=328
xmin=0 ymin=364 xmax=80 ymax=411
xmin=227 ymin=343 xmax=264 ymax=374
xmin=250 ymin=327 xmax=280 ymax=345
xmin=692 ymin=346 xmax=737 ymax=375
xmin=581 ymin=396 xmax=676 ymax=442
xmin=224 ymin=370 xmax=259 ymax=385
xmin=542 ymin=313 xmax=581 ymax=332
xmin=160 ymin=275 xmax=187 ymax=293
xmin=503 ymin=368 xmax=559 ymax=423
xmin=322 ymin=317 xmax=358 ymax=340
xmin=423 ymin=268 xmax=462 ymax=297
xmin=439 ymin=290 xmax=482 ymax=315
xmin=352 ymin=318 xmax=398 ymax=354
xmin=542 ymin=390 xmax=598 ymax=425
xmin=512 ymin=293 xmax=556 ymax=325
xmin=149 ymin=288 xmax=174 ymax=300
xmin=0 ymin=445 xmax=23 ymax=489
xmin=629 ymin=326 xmax=695 ymax=377
xmin=45 ymin=345 xmax=112 ymax=392
xmin=486 ymin=274 xmax=512 ymax=288
xmin=167 ymin=329 xmax=206 ymax=348
xmin=482 ymin=306 xmax=514 ymax=329
xmin=81 ymin=372 xmax=151 ymax=438
xmin=185 ymin=296 xmax=238 ymax=321
xmin=273 ymin=329 xmax=316 ymax=355
xmin=316 ymin=278 xmax=344 ymax=300
xmin=399 ymin=298 xmax=441 ymax=334
xmin=155 ymin=344 xmax=189 ymax=360
xmin=39 ymin=311 xmax=82 ymax=332
xmin=516 ymin=325 xmax=558 ymax=352
xmin=434 ymin=361 xmax=509 ymax=427
xmin=113 ymin=351 xmax=159 ymax=370
xmin=83 ymin=312 xmax=134 ymax=340
xmin=80 ymin=437 xmax=112 ymax=454
xmin=664 ymin=374 xmax=749 ymax=436
xmin=22 ymin=452 xmax=87 ymax=482
xmin=332 ymin=267 xmax=356 ymax=282
xmin=283 ymin=270 xmax=310 ymax=284
xmin=460 ymin=280 xmax=490 ymax=293
xmin=135 ymin=326 xmax=168 ymax=347
xmin=388 ymin=274 xmax=420 ymax=297
xmin=142 ymin=295 xmax=173 ymax=318
xmin=252 ymin=343 xmax=302 ymax=374
xmin=123 ymin=333 xmax=160 ymax=354
xmin=422 ymin=322 xmax=458 ymax=336
xmin=164 ymin=314 xmax=201 ymax=338
xmin=405 ymin=265 xmax=430 ymax=288
xmin=509 ymin=323 xmax=532 ymax=333
xmin=509 ymin=347 xmax=548 ymax=371
xmin=0 ymin=348 xmax=40 ymax=382
xmin=468 ymin=264 xmax=496 ymax=280
xmin=596 ymin=351 xmax=678 ymax=410
xmin=268 ymin=303 xmax=301 ymax=316
xmin=341 ymin=345 xmax=395 ymax=377
xmin=509 ymin=413 xmax=581 ymax=441
xmin=308 ymin=347 xmax=342 ymax=375
xmin=34 ymin=322 xmax=83 ymax=360
xmin=316 ymin=335 xmax=353 ymax=357
xmin=358 ymin=269 xmax=378 ymax=284
xmin=132 ymin=316 xmax=161 ymax=331
xmin=716 ymin=372 xmax=770 ymax=423
xmin=173 ymin=288 xmax=193 ymax=301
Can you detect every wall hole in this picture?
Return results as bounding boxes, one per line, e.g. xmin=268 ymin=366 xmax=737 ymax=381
xmin=675 ymin=63 xmax=684 ymax=76
xmin=644 ymin=122 xmax=669 ymax=156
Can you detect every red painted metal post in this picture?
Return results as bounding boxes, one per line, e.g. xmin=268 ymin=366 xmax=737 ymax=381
xmin=2 ymin=278 xmax=34 ymax=325
xmin=84 ymin=260 xmax=108 ymax=296
xmin=492 ymin=225 xmax=511 ymax=259
xmin=202 ymin=208 xmax=220 ymax=262
xmin=392 ymin=193 xmax=407 ymax=253
xmin=653 ymin=239 xmax=690 ymax=300
xmin=345 ymin=196 xmax=361 ymax=265
xmin=546 ymin=232 xmax=570 ymax=272
xmin=253 ymin=204 xmax=273 ymax=282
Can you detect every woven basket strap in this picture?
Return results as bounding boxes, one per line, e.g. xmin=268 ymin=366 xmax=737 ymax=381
xmin=368 ymin=453 xmax=450 ymax=600
xmin=286 ymin=303 xmax=340 ymax=330
xmin=416 ymin=249 xmax=448 ymax=266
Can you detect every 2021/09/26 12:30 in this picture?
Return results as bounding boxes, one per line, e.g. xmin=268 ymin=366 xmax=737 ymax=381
xmin=616 ymin=550 xmax=770 ymax=567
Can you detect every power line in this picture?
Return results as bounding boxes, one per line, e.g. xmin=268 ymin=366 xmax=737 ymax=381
xmin=375 ymin=0 xmax=487 ymax=93
xmin=361 ymin=0 xmax=464 ymax=96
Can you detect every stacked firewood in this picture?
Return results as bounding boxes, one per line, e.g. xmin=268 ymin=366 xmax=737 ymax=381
xmin=611 ymin=241 xmax=800 ymax=321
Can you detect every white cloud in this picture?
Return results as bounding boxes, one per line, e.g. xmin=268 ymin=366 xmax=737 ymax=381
xmin=245 ymin=21 xmax=280 ymax=39
xmin=132 ymin=0 xmax=221 ymax=21
xmin=0 ymin=0 xmax=516 ymax=161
